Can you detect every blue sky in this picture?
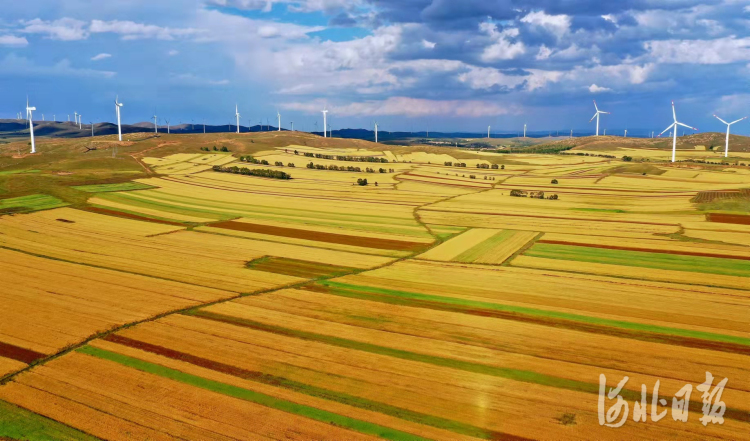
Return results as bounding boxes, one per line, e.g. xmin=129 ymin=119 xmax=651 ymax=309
xmin=2 ymin=0 xmax=750 ymax=135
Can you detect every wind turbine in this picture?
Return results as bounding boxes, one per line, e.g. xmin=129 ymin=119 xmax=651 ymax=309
xmin=523 ymin=124 xmax=527 ymax=138
xmin=26 ymin=97 xmax=36 ymax=154
xmin=235 ymin=104 xmax=240 ymax=134
xmin=589 ymin=100 xmax=610 ymax=136
xmin=487 ymin=125 xmax=491 ymax=139
xmin=657 ymin=101 xmax=697 ymax=163
xmin=291 ymin=121 xmax=294 ymax=131
xmin=90 ymin=121 xmax=94 ymax=137
xmin=74 ymin=112 xmax=78 ymax=128
xmin=78 ymin=114 xmax=82 ymax=130
xmin=115 ymin=96 xmax=123 ymax=141
xmin=42 ymin=114 xmax=45 ymax=121
xmin=164 ymin=118 xmax=170 ymax=134
xmin=153 ymin=113 xmax=158 ymax=134
xmin=374 ymin=121 xmax=379 ymax=143
xmin=277 ymin=110 xmax=281 ymax=132
xmin=321 ymin=107 xmax=328 ymax=138
xmin=624 ymin=129 xmax=627 ymax=138
xmin=714 ymin=114 xmax=747 ymax=158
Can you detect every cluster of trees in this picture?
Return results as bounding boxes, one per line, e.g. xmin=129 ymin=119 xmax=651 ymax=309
xmin=305 ymin=162 xmax=390 ymax=173
xmin=239 ymin=156 xmax=269 ymax=165
xmin=561 ymin=152 xmax=616 ymax=158
xmin=213 ymin=165 xmax=291 ymax=180
xmin=444 ymin=161 xmax=467 ymax=167
xmin=509 ymin=189 xmax=559 ymax=200
xmin=356 ymin=178 xmax=368 ymax=186
xmin=497 ymin=145 xmax=575 ymax=155
xmin=200 ymin=146 xmax=229 ymax=152
xmin=302 ymin=152 xmax=389 ymax=163
xmin=622 ymin=156 xmax=633 ymax=162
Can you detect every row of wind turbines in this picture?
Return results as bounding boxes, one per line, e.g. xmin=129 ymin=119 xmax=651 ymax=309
xmin=589 ymin=100 xmax=747 ymax=161
xmin=19 ymin=97 xmax=748 ymax=163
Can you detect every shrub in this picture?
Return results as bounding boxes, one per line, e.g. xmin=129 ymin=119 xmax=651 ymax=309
xmin=501 ymin=165 xmax=505 ymax=170
xmin=220 ymin=146 xmax=229 ymax=152
xmin=491 ymin=164 xmax=499 ymax=169
xmin=548 ymin=194 xmax=559 ymax=200
xmin=551 ymin=179 xmax=558 ymax=184
xmin=510 ymin=189 xmax=527 ymax=197
xmin=622 ymin=155 xmax=633 ymax=162
xmin=357 ymin=178 xmax=368 ymax=186
xmin=274 ymin=161 xmax=284 ymax=166
xmin=260 ymin=160 xmax=269 ymax=165
xmin=213 ymin=146 xmax=218 ymax=151
xmin=287 ymin=163 xmax=296 ymax=167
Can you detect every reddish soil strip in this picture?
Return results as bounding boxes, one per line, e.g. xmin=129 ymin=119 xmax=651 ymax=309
xmin=538 ymin=240 xmax=750 ymax=261
xmin=84 ymin=206 xmax=185 ymax=226
xmin=247 ymin=256 xmax=356 ymax=279
xmin=303 ymin=284 xmax=750 ymax=357
xmin=210 ymin=220 xmax=427 ymax=251
xmin=498 ymin=183 xmax=691 ymax=194
xmin=707 ymin=213 xmax=750 ymax=225
xmin=421 ymin=208 xmax=676 ymax=226
xmin=102 ymin=334 xmax=517 ymax=440
xmin=0 ymin=341 xmax=45 ymax=364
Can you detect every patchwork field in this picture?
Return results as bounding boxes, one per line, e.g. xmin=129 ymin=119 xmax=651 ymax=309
xmin=0 ymin=132 xmax=748 ymax=440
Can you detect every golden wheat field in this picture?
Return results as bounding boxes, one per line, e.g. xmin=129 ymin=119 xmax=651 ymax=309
xmin=0 ymin=133 xmax=748 ymax=440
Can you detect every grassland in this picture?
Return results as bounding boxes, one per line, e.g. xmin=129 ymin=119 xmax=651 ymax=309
xmin=0 ymin=131 xmax=748 ymax=440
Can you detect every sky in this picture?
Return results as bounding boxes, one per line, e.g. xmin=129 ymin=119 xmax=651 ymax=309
xmin=2 ymin=0 xmax=750 ymax=135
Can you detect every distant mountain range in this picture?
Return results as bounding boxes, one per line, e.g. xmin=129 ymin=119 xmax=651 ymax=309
xmin=0 ymin=119 xmax=674 ymax=141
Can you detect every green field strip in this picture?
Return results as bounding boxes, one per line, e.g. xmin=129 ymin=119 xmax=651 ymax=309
xmin=525 ymin=243 xmax=750 ymax=278
xmin=0 ymin=194 xmax=68 ymax=213
xmin=103 ymin=191 xmax=430 ymax=238
xmin=0 ymin=169 xmax=41 ymax=176
xmin=103 ymin=334 xmax=507 ymax=440
xmin=77 ymin=346 xmax=431 ymax=441
xmin=72 ymin=182 xmax=156 ymax=193
xmin=310 ymin=281 xmax=750 ymax=350
xmin=183 ymin=310 xmax=750 ymax=424
xmin=454 ymin=230 xmax=516 ymax=263
xmin=0 ymin=399 xmax=101 ymax=441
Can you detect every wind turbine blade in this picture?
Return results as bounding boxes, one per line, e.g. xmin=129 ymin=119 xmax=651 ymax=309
xmin=730 ymin=117 xmax=748 ymax=125
xmin=677 ymin=122 xmax=697 ymax=131
xmin=713 ymin=115 xmax=728 ymax=125
xmin=589 ymin=113 xmax=598 ymax=122
xmin=671 ymin=101 xmax=677 ymax=122
xmin=600 ymin=111 xmax=610 ymax=115
xmin=658 ymin=123 xmax=675 ymax=137
xmin=593 ymin=100 xmax=598 ymax=112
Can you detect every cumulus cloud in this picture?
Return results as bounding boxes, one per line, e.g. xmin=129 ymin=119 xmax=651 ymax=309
xmin=644 ymin=36 xmax=750 ymax=64
xmin=422 ymin=39 xmax=436 ymax=49
xmin=479 ymin=22 xmax=525 ymax=62
xmin=21 ymin=18 xmax=88 ymax=41
xmin=588 ymin=84 xmax=611 ymax=93
xmin=91 ymin=53 xmax=111 ymax=61
xmin=0 ymin=35 xmax=28 ymax=47
xmin=90 ymin=19 xmax=203 ymax=40
xmin=520 ymin=10 xmax=571 ymax=35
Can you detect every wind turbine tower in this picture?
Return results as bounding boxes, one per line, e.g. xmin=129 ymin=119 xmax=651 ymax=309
xmin=115 ymin=96 xmax=123 ymax=141
xmin=523 ymin=124 xmax=527 ymax=138
xmin=165 ymin=119 xmax=170 ymax=134
xmin=74 ymin=112 xmax=78 ymax=128
xmin=658 ymin=101 xmax=697 ymax=163
xmin=153 ymin=114 xmax=158 ymax=134
xmin=78 ymin=114 xmax=82 ymax=130
xmin=321 ymin=108 xmax=328 ymax=138
xmin=277 ymin=111 xmax=281 ymax=132
xmin=589 ymin=100 xmax=610 ymax=136
xmin=714 ymin=114 xmax=747 ymax=158
xmin=374 ymin=122 xmax=379 ymax=143
xmin=235 ymin=105 xmax=240 ymax=134
xmin=26 ymin=98 xmax=36 ymax=154
xmin=487 ymin=125 xmax=491 ymax=139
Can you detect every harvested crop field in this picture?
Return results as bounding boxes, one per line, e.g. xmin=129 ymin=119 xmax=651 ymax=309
xmin=0 ymin=136 xmax=748 ymax=440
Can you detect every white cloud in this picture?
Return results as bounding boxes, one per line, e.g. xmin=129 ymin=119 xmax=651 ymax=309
xmin=520 ymin=10 xmax=571 ymax=35
xmin=458 ymin=66 xmax=526 ymax=90
xmin=282 ymin=97 xmax=515 ymax=117
xmin=479 ymin=23 xmax=525 ymax=62
xmin=91 ymin=53 xmax=111 ymax=61
xmin=536 ymin=45 xmax=552 ymax=60
xmin=589 ymin=84 xmax=611 ymax=93
xmin=207 ymin=0 xmax=366 ymax=13
xmin=422 ymin=39 xmax=436 ymax=49
xmin=90 ymin=20 xmax=203 ymax=40
xmin=0 ymin=35 xmax=28 ymax=47
xmin=168 ymin=50 xmax=179 ymax=56
xmin=644 ymin=36 xmax=750 ymax=64
xmin=601 ymin=14 xmax=617 ymax=25
xmin=21 ymin=18 xmax=88 ymax=41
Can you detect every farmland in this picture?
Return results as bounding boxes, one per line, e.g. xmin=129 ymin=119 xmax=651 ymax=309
xmin=0 ymin=131 xmax=748 ymax=440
